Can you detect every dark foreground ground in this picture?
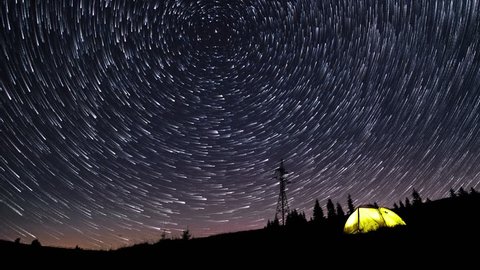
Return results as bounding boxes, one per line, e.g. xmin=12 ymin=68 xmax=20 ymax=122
xmin=1 ymin=193 xmax=479 ymax=266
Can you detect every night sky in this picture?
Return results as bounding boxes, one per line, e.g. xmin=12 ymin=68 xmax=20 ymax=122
xmin=1 ymin=0 xmax=480 ymax=249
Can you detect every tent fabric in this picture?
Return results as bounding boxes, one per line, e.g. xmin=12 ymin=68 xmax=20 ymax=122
xmin=344 ymin=207 xmax=406 ymax=234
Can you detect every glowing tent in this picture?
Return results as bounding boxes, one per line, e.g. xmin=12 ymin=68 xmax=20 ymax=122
xmin=344 ymin=206 xmax=406 ymax=234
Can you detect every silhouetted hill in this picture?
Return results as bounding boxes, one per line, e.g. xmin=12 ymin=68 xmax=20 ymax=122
xmin=2 ymin=193 xmax=479 ymax=266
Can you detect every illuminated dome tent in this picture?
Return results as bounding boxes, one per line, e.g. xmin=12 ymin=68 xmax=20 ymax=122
xmin=344 ymin=206 xmax=406 ymax=234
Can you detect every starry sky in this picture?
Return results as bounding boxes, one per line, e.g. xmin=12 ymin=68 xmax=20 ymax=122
xmin=1 ymin=0 xmax=480 ymax=249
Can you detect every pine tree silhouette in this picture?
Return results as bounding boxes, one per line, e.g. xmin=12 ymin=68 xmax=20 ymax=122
xmin=393 ymin=203 xmax=399 ymax=209
xmin=347 ymin=194 xmax=355 ymax=214
xmin=273 ymin=216 xmax=280 ymax=227
xmin=301 ymin=212 xmax=307 ymax=222
xmin=181 ymin=229 xmax=192 ymax=240
xmin=326 ymin=199 xmax=336 ymax=219
xmin=286 ymin=210 xmax=296 ymax=226
xmin=267 ymin=216 xmax=281 ymax=228
xmin=286 ymin=209 xmax=307 ymax=227
xmin=399 ymin=201 xmax=405 ymax=208
xmin=458 ymin=187 xmax=468 ymax=197
xmin=161 ymin=230 xmax=167 ymax=240
xmin=450 ymin=188 xmax=457 ymax=198
xmin=412 ymin=189 xmax=422 ymax=206
xmin=470 ymin=187 xmax=478 ymax=195
xmin=313 ymin=199 xmax=325 ymax=222
xmin=336 ymin=203 xmax=345 ymax=218
xmin=405 ymin=198 xmax=411 ymax=208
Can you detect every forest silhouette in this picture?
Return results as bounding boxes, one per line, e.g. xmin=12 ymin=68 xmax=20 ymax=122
xmin=1 ymin=187 xmax=479 ymax=266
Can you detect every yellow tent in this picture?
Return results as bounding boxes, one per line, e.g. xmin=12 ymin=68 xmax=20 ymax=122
xmin=344 ymin=206 xmax=406 ymax=234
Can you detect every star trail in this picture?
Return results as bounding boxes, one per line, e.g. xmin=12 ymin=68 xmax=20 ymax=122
xmin=1 ymin=0 xmax=480 ymax=249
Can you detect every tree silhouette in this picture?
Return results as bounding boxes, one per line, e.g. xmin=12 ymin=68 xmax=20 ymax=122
xmin=14 ymin=238 xmax=20 ymax=244
xmin=272 ymin=216 xmax=280 ymax=227
xmin=347 ymin=194 xmax=355 ymax=214
xmin=450 ymin=188 xmax=457 ymax=198
xmin=405 ymin=198 xmax=411 ymax=208
xmin=470 ymin=187 xmax=478 ymax=195
xmin=266 ymin=217 xmax=280 ymax=228
xmin=181 ymin=229 xmax=192 ymax=240
xmin=393 ymin=203 xmax=399 ymax=209
xmin=312 ymin=199 xmax=324 ymax=222
xmin=31 ymin=239 xmax=41 ymax=247
xmin=326 ymin=199 xmax=336 ymax=219
xmin=336 ymin=203 xmax=345 ymax=218
xmin=286 ymin=210 xmax=295 ymax=226
xmin=161 ymin=230 xmax=167 ymax=241
xmin=286 ymin=209 xmax=307 ymax=227
xmin=301 ymin=212 xmax=307 ymax=223
xmin=458 ymin=187 xmax=468 ymax=197
xmin=412 ymin=189 xmax=422 ymax=206
xmin=399 ymin=201 xmax=405 ymax=208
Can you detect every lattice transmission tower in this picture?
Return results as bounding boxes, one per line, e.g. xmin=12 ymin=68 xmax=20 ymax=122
xmin=275 ymin=159 xmax=290 ymax=225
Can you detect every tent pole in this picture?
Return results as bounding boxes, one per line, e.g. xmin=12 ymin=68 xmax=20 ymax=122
xmin=357 ymin=208 xmax=360 ymax=232
xmin=378 ymin=207 xmax=387 ymax=227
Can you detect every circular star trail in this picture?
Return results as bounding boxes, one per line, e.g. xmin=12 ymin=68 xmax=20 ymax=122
xmin=1 ymin=0 xmax=480 ymax=249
